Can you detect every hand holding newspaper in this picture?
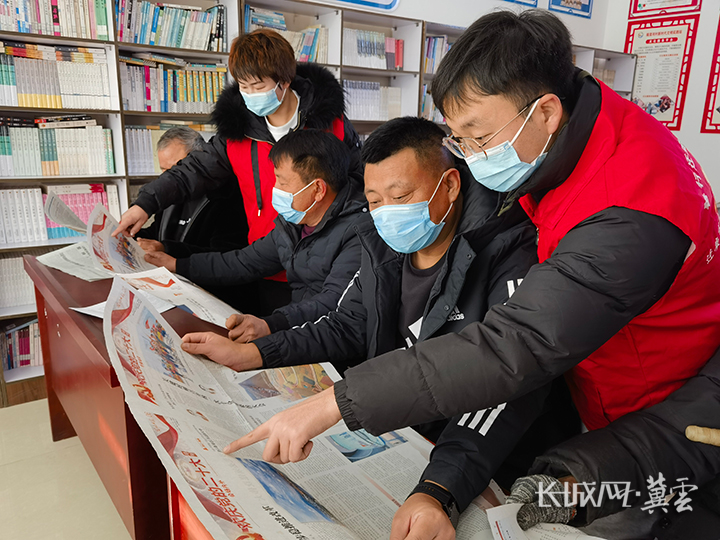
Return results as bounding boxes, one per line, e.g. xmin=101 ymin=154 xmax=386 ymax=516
xmin=103 ymin=277 xmax=605 ymax=540
xmin=38 ymin=204 xmax=237 ymax=327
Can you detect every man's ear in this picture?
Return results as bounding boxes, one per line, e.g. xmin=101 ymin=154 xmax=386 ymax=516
xmin=314 ymin=179 xmax=329 ymax=200
xmin=538 ymin=94 xmax=565 ymax=136
xmin=445 ymin=168 xmax=463 ymax=204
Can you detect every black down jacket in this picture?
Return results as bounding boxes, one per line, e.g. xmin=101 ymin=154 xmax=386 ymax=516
xmin=175 ymin=178 xmax=370 ymax=331
xmin=529 ymin=345 xmax=720 ymax=535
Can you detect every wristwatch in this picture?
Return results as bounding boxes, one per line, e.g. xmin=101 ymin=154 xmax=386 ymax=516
xmin=409 ymin=481 xmax=461 ymax=528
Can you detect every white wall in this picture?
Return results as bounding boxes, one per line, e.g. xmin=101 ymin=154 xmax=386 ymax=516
xmin=318 ymin=0 xmax=609 ymax=48
xmin=604 ymin=0 xmax=720 ymax=195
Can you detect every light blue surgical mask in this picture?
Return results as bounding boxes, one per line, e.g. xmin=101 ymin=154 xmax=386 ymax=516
xmin=370 ymin=171 xmax=453 ymax=254
xmin=272 ymin=180 xmax=317 ymax=224
xmin=465 ymin=100 xmax=552 ymax=192
xmin=241 ymin=82 xmax=287 ymax=117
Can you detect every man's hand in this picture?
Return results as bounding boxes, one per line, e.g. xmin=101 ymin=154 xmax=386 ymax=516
xmin=226 ymin=313 xmax=271 ymax=342
xmin=144 ymin=251 xmax=177 ymax=272
xmin=137 ymin=238 xmax=165 ymax=253
xmin=505 ymin=474 xmax=577 ymax=530
xmin=181 ymin=332 xmax=263 ymax=372
xmin=112 ymin=206 xmax=149 ymax=237
xmin=390 ymin=493 xmax=456 ymax=540
xmin=223 ymin=387 xmax=341 ymax=462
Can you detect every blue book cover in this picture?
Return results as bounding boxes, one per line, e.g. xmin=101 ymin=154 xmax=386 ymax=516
xmin=308 ymin=28 xmax=320 ymax=62
xmin=174 ymin=10 xmax=189 ymax=49
xmin=144 ymin=2 xmax=153 ymax=43
xmin=163 ymin=69 xmax=168 ymax=112
xmin=149 ymin=6 xmax=160 ymax=45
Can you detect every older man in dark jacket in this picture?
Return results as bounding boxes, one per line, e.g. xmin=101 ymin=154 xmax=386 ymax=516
xmin=147 ymin=129 xmax=368 ymax=345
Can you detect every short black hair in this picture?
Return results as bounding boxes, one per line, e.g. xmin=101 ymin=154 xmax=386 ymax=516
xmin=268 ymin=129 xmax=350 ymax=192
xmin=361 ymin=116 xmax=453 ymax=173
xmin=433 ymin=10 xmax=576 ymax=117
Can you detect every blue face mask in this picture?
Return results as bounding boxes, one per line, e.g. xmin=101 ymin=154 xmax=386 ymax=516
xmin=241 ymin=82 xmax=287 ymax=117
xmin=370 ymin=171 xmax=453 ymax=254
xmin=465 ymin=100 xmax=552 ymax=192
xmin=272 ymin=180 xmax=317 ymax=225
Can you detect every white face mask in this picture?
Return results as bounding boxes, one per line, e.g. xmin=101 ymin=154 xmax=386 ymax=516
xmin=240 ymin=82 xmax=287 ymax=117
xmin=465 ymin=99 xmax=552 ymax=192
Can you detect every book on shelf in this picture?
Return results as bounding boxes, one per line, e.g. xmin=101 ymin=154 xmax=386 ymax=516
xmin=115 ymin=0 xmax=227 ymax=52
xmin=119 ymin=55 xmax=226 ymax=113
xmin=343 ymin=28 xmax=403 ymax=71
xmin=0 ymin=247 xmax=53 ymax=309
xmin=423 ymin=35 xmax=452 ymax=75
xmin=243 ymin=5 xmax=329 ymax=65
xmin=343 ymin=79 xmax=401 ymax=121
xmin=0 ymin=116 xmax=115 ymax=177
xmin=592 ymin=59 xmax=615 ymax=89
xmin=0 ymin=0 xmax=110 ymax=41
xmin=0 ymin=184 xmax=119 ymax=246
xmin=0 ymin=40 xmax=112 ymax=109
xmin=126 ymin=120 xmax=214 ymax=175
xmin=421 ymin=84 xmax=444 ymax=124
xmin=0 ymin=317 xmax=43 ymax=372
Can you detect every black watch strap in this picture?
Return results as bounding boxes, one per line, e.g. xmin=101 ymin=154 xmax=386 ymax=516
xmin=409 ymin=482 xmax=460 ymax=528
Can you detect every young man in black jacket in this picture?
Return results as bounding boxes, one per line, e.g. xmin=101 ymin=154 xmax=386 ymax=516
xmin=182 ymin=119 xmax=577 ymax=530
xmin=147 ymin=129 xmax=369 ymax=344
xmin=135 ymin=126 xmax=249 ymax=259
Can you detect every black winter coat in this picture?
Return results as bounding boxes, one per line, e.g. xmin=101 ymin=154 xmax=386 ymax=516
xmin=135 ymin=169 xmax=248 ymax=258
xmin=530 ymin=346 xmax=720 ymax=535
xmin=175 ymin=179 xmax=369 ymax=331
xmin=255 ymin=174 xmax=536 ymax=369
xmin=254 ymin=174 xmax=570 ymax=511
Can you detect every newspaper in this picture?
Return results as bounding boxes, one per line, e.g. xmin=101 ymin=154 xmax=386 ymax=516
xmin=104 ymin=277 xmax=436 ymax=539
xmin=486 ymin=504 xmax=605 ymax=540
xmin=116 ymin=267 xmax=236 ymax=327
xmin=37 ymin=242 xmax=114 ymax=282
xmin=39 ymin=205 xmax=237 ymax=327
xmin=71 ymin=291 xmax=174 ymax=318
xmin=104 ymin=278 xmax=606 ymax=540
xmin=87 ymin=204 xmax=156 ymax=274
xmin=43 ymin=191 xmax=87 ymax=233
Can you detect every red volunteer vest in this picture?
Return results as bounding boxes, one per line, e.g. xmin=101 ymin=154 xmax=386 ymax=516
xmin=520 ymin=82 xmax=720 ymax=430
xmin=225 ymin=117 xmax=346 ymax=282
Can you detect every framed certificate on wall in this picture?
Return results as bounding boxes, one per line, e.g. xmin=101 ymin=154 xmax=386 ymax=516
xmin=625 ymin=15 xmax=700 ymax=130
xmin=629 ymin=0 xmax=702 ymax=19
xmin=702 ymin=15 xmax=720 ymax=133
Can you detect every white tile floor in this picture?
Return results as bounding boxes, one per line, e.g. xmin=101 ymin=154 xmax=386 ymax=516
xmin=0 ymin=399 xmax=131 ymax=540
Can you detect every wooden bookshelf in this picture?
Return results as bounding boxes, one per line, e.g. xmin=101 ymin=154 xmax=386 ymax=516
xmin=0 ymin=304 xmax=36 ymax=320
xmin=0 ymin=30 xmax=112 ymax=47
xmin=117 ymin=41 xmax=231 ymax=61
xmin=0 ymin=237 xmax=83 ymax=253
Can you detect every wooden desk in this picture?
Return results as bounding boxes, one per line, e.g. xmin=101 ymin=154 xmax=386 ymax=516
xmin=24 ymin=255 xmax=222 ymax=540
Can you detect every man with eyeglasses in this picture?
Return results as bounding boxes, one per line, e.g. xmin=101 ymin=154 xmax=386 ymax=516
xmin=219 ymin=10 xmax=720 ymax=539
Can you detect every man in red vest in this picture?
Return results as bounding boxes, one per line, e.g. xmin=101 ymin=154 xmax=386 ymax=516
xmin=223 ymin=10 xmax=720 ymax=539
xmin=113 ymin=29 xmax=362 ymax=315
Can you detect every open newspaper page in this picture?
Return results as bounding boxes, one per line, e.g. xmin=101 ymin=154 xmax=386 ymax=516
xmin=88 ymin=204 xmax=156 ymax=273
xmin=103 ymin=277 xmax=434 ymax=540
xmin=117 ymin=267 xmax=237 ymax=327
xmin=103 ymin=277 xmax=605 ymax=540
xmin=37 ymin=242 xmax=114 ymax=282
xmin=43 ymin=191 xmax=88 ymax=233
